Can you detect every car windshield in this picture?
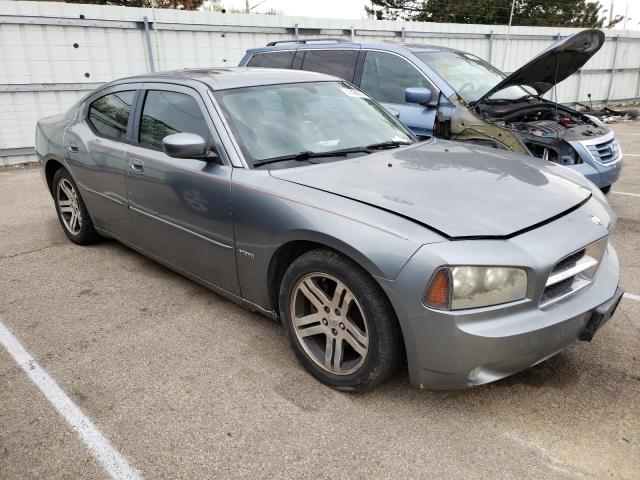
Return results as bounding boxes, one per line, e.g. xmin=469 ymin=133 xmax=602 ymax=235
xmin=214 ymin=81 xmax=414 ymax=167
xmin=415 ymin=51 xmax=534 ymax=103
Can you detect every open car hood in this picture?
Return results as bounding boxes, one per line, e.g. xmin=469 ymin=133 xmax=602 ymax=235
xmin=269 ymin=140 xmax=592 ymax=239
xmin=474 ymin=29 xmax=605 ymax=105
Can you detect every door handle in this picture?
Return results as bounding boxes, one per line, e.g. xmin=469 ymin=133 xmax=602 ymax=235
xmin=68 ymin=142 xmax=79 ymax=153
xmin=130 ymin=158 xmax=144 ymax=173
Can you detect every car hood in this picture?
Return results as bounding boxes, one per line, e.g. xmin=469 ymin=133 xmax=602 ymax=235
xmin=269 ymin=140 xmax=591 ymax=239
xmin=474 ymin=29 xmax=605 ymax=105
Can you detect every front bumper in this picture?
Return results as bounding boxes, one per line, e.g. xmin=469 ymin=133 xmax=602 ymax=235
xmin=378 ymin=200 xmax=620 ymax=389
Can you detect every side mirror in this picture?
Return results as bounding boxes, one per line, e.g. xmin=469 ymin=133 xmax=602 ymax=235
xmin=405 ymin=88 xmax=433 ymax=106
xmin=162 ymin=133 xmax=208 ymax=159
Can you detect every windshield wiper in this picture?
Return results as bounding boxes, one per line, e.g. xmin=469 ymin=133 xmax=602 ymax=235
xmin=252 ymin=147 xmax=373 ymax=167
xmin=365 ymin=140 xmax=413 ymax=150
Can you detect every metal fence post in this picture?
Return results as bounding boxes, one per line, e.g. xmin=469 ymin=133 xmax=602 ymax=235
xmin=143 ymin=16 xmax=155 ymax=73
xmin=605 ymin=35 xmax=619 ymax=107
xmin=574 ymin=69 xmax=583 ymax=105
xmin=294 ymin=23 xmax=299 ymax=40
xmin=635 ymin=36 xmax=640 ymax=100
xmin=401 ymin=26 xmax=406 ymax=41
xmin=488 ymin=30 xmax=493 ymax=63
xmin=350 ymin=26 xmax=355 ymax=41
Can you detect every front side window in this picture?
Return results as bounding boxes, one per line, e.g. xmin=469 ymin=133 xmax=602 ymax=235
xmin=415 ymin=51 xmax=532 ymax=103
xmin=88 ymin=91 xmax=135 ymax=140
xmin=300 ymin=50 xmax=359 ymax=81
xmin=360 ymin=51 xmax=430 ymax=105
xmin=214 ymin=81 xmax=413 ymax=166
xmin=138 ymin=90 xmax=210 ymax=149
xmin=246 ymin=51 xmax=295 ymax=69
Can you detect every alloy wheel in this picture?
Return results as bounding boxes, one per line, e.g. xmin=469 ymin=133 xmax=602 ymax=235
xmin=57 ymin=178 xmax=82 ymax=235
xmin=290 ymin=272 xmax=369 ymax=375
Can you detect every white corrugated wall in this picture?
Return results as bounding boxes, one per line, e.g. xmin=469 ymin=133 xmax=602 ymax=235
xmin=1 ymin=0 xmax=639 ymax=165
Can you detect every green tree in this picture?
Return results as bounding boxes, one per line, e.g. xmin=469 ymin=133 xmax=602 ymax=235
xmin=63 ymin=0 xmax=205 ymax=9
xmin=366 ymin=0 xmax=608 ymax=28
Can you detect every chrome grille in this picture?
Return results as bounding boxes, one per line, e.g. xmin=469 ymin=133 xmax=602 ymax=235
xmin=540 ymin=237 xmax=608 ymax=307
xmin=586 ymin=138 xmax=620 ymax=165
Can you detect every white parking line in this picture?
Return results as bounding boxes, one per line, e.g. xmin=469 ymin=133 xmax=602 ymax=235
xmin=612 ymin=191 xmax=640 ymax=198
xmin=623 ymin=153 xmax=640 ymax=157
xmin=0 ymin=320 xmax=142 ymax=480
xmin=625 ymin=292 xmax=640 ymax=303
xmin=615 ymin=132 xmax=640 ymax=135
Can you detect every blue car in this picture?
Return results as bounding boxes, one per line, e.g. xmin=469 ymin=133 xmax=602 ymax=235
xmin=240 ymin=29 xmax=622 ymax=192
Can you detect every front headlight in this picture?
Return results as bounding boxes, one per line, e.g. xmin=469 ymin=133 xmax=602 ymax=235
xmin=425 ymin=266 xmax=528 ymax=310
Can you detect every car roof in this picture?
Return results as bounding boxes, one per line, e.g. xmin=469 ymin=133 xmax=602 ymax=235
xmin=110 ymin=67 xmax=340 ymax=91
xmin=246 ymin=41 xmax=465 ymax=56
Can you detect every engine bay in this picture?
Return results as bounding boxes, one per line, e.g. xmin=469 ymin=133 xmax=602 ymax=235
xmin=474 ymin=100 xmax=609 ymax=165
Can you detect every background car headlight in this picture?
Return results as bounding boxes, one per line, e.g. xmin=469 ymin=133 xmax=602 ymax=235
xmin=425 ymin=266 xmax=528 ymax=310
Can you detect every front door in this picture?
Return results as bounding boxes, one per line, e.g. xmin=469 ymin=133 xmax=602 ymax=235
xmin=357 ymin=50 xmax=437 ymax=137
xmin=125 ymin=84 xmax=239 ymax=295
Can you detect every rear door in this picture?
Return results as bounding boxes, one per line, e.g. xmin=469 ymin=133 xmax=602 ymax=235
xmin=357 ymin=50 xmax=437 ymax=137
xmin=124 ymin=83 xmax=239 ymax=295
xmin=64 ymin=84 xmax=142 ymax=236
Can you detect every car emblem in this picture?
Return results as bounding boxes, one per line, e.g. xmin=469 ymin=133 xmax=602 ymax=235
xmin=589 ymin=215 xmax=602 ymax=225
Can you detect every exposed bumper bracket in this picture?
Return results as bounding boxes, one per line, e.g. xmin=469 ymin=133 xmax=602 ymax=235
xmin=579 ymin=287 xmax=624 ymax=341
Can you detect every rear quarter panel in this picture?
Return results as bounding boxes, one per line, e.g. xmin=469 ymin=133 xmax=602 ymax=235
xmin=36 ymin=111 xmax=75 ymax=190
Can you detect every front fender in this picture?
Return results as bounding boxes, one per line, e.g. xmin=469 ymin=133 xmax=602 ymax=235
xmin=230 ymin=168 xmax=442 ymax=309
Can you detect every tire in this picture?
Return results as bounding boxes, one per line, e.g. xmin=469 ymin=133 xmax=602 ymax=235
xmin=52 ymin=168 xmax=100 ymax=245
xmin=601 ymin=185 xmax=611 ymax=196
xmin=279 ymin=248 xmax=402 ymax=391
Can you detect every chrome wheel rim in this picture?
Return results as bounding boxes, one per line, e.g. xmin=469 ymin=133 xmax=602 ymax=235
xmin=57 ymin=178 xmax=82 ymax=235
xmin=290 ymin=272 xmax=369 ymax=375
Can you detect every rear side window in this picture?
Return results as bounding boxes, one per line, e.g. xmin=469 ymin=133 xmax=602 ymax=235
xmin=300 ymin=50 xmax=358 ymax=81
xmin=138 ymin=90 xmax=210 ymax=149
xmin=88 ymin=91 xmax=135 ymax=140
xmin=246 ymin=51 xmax=295 ymax=68
xmin=360 ymin=51 xmax=430 ymax=105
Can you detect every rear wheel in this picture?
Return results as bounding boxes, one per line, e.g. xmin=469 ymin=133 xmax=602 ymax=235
xmin=53 ymin=168 xmax=100 ymax=245
xmin=279 ymin=249 xmax=402 ymax=390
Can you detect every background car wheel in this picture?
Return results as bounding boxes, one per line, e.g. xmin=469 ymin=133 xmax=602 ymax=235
xmin=53 ymin=168 xmax=100 ymax=245
xmin=279 ymin=249 xmax=402 ymax=391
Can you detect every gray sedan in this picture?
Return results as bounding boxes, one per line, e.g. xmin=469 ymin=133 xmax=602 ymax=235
xmin=36 ymin=68 xmax=623 ymax=390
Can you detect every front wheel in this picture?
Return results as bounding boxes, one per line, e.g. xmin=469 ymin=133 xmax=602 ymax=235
xmin=279 ymin=249 xmax=402 ymax=391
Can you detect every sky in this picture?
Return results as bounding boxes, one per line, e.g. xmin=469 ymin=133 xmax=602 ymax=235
xmin=217 ymin=0 xmax=640 ymax=30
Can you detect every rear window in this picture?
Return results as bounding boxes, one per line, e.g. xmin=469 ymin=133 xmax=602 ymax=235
xmin=246 ymin=51 xmax=295 ymax=69
xmin=300 ymin=50 xmax=358 ymax=81
xmin=88 ymin=91 xmax=135 ymax=140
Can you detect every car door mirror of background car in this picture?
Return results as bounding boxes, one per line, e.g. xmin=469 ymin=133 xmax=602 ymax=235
xmin=162 ymin=133 xmax=214 ymax=160
xmin=405 ymin=88 xmax=433 ymax=106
